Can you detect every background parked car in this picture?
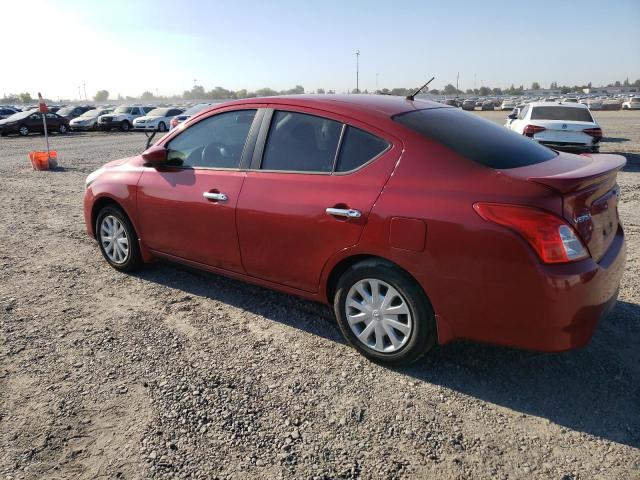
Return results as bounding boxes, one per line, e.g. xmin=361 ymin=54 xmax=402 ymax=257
xmin=169 ymin=103 xmax=213 ymax=129
xmin=505 ymin=102 xmax=601 ymax=153
xmin=622 ymin=97 xmax=640 ymax=110
xmin=461 ymin=99 xmax=476 ymax=111
xmin=0 ymin=110 xmax=69 ymax=136
xmin=481 ymin=100 xmax=495 ymax=111
xmin=0 ymin=108 xmax=17 ymax=120
xmin=70 ymin=108 xmax=114 ymax=131
xmin=133 ymin=107 xmax=184 ymax=132
xmin=98 ymin=105 xmax=152 ymax=132
xmin=56 ymin=105 xmax=94 ymax=120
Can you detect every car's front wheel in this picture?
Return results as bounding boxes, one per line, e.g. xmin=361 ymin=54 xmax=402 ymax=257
xmin=96 ymin=205 xmax=143 ymax=272
xmin=334 ymin=259 xmax=437 ymax=366
xmin=18 ymin=124 xmax=29 ymax=136
xmin=120 ymin=121 xmax=130 ymax=132
xmin=157 ymin=121 xmax=167 ymax=132
xmin=59 ymin=124 xmax=68 ymax=134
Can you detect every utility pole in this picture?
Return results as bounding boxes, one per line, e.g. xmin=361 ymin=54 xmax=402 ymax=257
xmin=376 ymin=73 xmax=379 ymax=93
xmin=355 ymin=50 xmax=360 ymax=93
xmin=456 ymin=72 xmax=459 ymax=96
xmin=77 ymin=86 xmax=81 ymax=101
xmin=83 ymin=83 xmax=86 ymax=101
xmin=193 ymin=78 xmax=197 ymax=87
xmin=474 ymin=73 xmax=477 ymax=90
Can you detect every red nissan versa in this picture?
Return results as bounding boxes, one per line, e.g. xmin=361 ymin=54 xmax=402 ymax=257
xmin=83 ymin=95 xmax=626 ymax=366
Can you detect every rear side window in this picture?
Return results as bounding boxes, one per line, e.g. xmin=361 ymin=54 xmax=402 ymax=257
xmin=530 ymin=106 xmax=593 ymax=122
xmin=393 ymin=107 xmax=556 ymax=169
xmin=336 ymin=126 xmax=389 ymax=172
xmin=262 ymin=111 xmax=342 ymax=172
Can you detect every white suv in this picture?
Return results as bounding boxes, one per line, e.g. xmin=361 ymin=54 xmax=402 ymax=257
xmin=505 ymin=102 xmax=602 ymax=153
xmin=98 ymin=105 xmax=153 ymax=132
xmin=622 ymin=97 xmax=640 ymax=110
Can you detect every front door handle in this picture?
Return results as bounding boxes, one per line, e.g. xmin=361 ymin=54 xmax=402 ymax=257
xmin=203 ymin=191 xmax=228 ymax=202
xmin=326 ymin=207 xmax=361 ymax=218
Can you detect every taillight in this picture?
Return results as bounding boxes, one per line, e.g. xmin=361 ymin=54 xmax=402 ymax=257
xmin=523 ymin=124 xmax=546 ymax=137
xmin=583 ymin=127 xmax=602 ymax=139
xmin=473 ymin=203 xmax=589 ymax=264
xmin=170 ymin=118 xmax=178 ymax=128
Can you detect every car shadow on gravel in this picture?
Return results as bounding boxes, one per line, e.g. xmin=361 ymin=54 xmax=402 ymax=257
xmin=136 ymin=262 xmax=345 ymax=344
xmin=405 ymin=300 xmax=640 ymax=448
xmin=617 ymin=152 xmax=640 ymax=172
xmin=136 ymin=262 xmax=639 ymax=448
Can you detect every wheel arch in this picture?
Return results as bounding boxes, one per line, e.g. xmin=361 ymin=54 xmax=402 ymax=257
xmin=91 ymin=196 xmax=127 ymax=237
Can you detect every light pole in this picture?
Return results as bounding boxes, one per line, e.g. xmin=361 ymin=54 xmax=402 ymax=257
xmin=355 ymin=50 xmax=360 ymax=93
xmin=83 ymin=83 xmax=86 ymax=101
xmin=456 ymin=72 xmax=459 ymax=97
xmin=376 ymin=73 xmax=379 ymax=93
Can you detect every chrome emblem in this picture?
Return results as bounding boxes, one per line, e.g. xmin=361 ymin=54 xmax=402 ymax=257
xmin=562 ymin=124 xmax=567 ymax=129
xmin=575 ymin=213 xmax=591 ymax=223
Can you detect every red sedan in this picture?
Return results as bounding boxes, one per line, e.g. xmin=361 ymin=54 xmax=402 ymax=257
xmin=84 ymin=95 xmax=626 ymax=365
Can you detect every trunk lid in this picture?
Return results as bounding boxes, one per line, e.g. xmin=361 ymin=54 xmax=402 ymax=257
xmin=500 ymin=152 xmax=626 ymax=262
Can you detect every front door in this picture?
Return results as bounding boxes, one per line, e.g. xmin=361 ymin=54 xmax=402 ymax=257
xmin=136 ymin=108 xmax=260 ymax=272
xmin=236 ymin=108 xmax=400 ymax=293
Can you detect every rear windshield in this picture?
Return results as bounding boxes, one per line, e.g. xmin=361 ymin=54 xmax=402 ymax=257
xmin=530 ymin=106 xmax=593 ymax=122
xmin=393 ymin=107 xmax=556 ymax=169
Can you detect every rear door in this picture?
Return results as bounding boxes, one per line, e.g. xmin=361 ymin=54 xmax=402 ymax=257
xmin=236 ymin=107 xmax=401 ymax=293
xmin=137 ymin=107 xmax=263 ymax=271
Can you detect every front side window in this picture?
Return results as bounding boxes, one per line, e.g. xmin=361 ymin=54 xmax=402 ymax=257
xmin=336 ymin=126 xmax=389 ymax=172
xmin=261 ymin=111 xmax=342 ymax=172
xmin=166 ymin=109 xmax=256 ymax=169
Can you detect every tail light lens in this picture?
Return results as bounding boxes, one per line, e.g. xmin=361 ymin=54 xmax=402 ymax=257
xmin=523 ymin=124 xmax=546 ymax=137
xmin=583 ymin=127 xmax=602 ymax=139
xmin=473 ymin=203 xmax=589 ymax=264
xmin=170 ymin=118 xmax=179 ymax=128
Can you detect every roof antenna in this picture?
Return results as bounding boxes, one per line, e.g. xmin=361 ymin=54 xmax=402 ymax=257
xmin=406 ymin=76 xmax=435 ymax=101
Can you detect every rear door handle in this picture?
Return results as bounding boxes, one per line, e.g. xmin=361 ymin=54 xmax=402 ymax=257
xmin=203 ymin=192 xmax=228 ymax=202
xmin=326 ymin=207 xmax=361 ymax=218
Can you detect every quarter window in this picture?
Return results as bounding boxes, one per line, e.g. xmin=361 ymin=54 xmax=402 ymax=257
xmin=261 ymin=111 xmax=342 ymax=172
xmin=336 ymin=126 xmax=389 ymax=172
xmin=166 ymin=109 xmax=256 ymax=169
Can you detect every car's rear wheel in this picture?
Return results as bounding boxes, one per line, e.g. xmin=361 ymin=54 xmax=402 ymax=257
xmin=92 ymin=122 xmax=98 ymax=131
xmin=157 ymin=121 xmax=167 ymax=132
xmin=96 ymin=205 xmax=143 ymax=272
xmin=59 ymin=124 xmax=68 ymax=134
xmin=18 ymin=124 xmax=29 ymax=136
xmin=334 ymin=260 xmax=437 ymax=366
xmin=120 ymin=121 xmax=130 ymax=132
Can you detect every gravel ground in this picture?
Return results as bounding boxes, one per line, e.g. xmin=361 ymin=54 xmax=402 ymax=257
xmin=1 ymin=111 xmax=639 ymax=479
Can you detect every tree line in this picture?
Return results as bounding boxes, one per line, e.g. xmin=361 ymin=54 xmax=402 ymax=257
xmin=3 ymin=78 xmax=639 ymax=105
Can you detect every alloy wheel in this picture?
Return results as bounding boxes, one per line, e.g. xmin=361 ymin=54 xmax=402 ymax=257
xmin=99 ymin=215 xmax=130 ymax=264
xmin=345 ymin=278 xmax=413 ymax=353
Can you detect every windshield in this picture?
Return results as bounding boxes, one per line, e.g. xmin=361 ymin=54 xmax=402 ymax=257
xmin=114 ymin=106 xmax=131 ymax=114
xmin=147 ymin=108 xmax=172 ymax=116
xmin=531 ymin=106 xmax=593 ymax=122
xmin=393 ymin=107 xmax=556 ymax=169
xmin=183 ymin=103 xmax=211 ymax=116
xmin=56 ymin=107 xmax=74 ymax=116
xmin=79 ymin=110 xmax=99 ymax=118
xmin=5 ymin=111 xmax=33 ymax=121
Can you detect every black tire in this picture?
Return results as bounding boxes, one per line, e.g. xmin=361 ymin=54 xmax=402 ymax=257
xmin=157 ymin=121 xmax=167 ymax=132
xmin=92 ymin=122 xmax=98 ymax=131
xmin=120 ymin=121 xmax=130 ymax=132
xmin=95 ymin=205 xmax=143 ymax=272
xmin=18 ymin=124 xmax=29 ymax=136
xmin=59 ymin=123 xmax=68 ymax=134
xmin=334 ymin=259 xmax=437 ymax=366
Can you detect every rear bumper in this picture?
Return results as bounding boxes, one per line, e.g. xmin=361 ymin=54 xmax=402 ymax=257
xmin=435 ymin=226 xmax=625 ymax=352
xmin=538 ymin=140 xmax=599 ymax=152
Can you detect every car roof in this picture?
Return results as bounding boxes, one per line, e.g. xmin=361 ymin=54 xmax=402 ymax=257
xmin=212 ymin=94 xmax=446 ymax=120
xmin=528 ymin=101 xmax=588 ymax=108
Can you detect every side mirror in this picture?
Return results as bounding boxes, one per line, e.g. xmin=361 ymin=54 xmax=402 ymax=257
xmin=507 ymin=113 xmax=517 ymax=120
xmin=141 ymin=145 xmax=167 ymax=166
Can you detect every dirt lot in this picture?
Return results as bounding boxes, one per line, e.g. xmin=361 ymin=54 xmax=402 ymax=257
xmin=1 ymin=110 xmax=639 ymax=479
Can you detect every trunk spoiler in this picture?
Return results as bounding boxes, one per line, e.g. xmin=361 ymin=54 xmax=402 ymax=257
xmin=504 ymin=153 xmax=626 ymax=194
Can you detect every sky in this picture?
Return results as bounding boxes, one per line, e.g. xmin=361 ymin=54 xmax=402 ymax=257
xmin=2 ymin=0 xmax=639 ymax=100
